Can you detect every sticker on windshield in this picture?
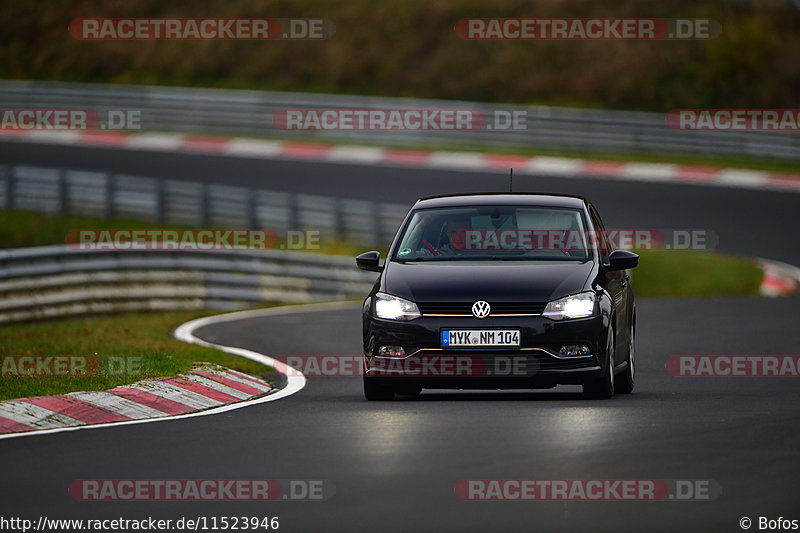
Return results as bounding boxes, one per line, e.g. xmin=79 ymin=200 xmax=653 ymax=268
xmin=398 ymin=248 xmax=411 ymax=256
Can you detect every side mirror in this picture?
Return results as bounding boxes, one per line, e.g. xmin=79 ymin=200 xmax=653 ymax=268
xmin=356 ymin=251 xmax=383 ymax=272
xmin=607 ymin=250 xmax=639 ymax=271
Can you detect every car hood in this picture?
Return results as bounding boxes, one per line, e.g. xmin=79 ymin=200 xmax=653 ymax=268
xmin=383 ymin=260 xmax=596 ymax=303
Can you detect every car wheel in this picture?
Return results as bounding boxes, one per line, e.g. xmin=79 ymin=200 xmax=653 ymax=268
xmin=583 ymin=327 xmax=615 ymax=399
xmin=616 ymin=323 xmax=635 ymax=395
xmin=363 ymin=377 xmax=395 ymax=401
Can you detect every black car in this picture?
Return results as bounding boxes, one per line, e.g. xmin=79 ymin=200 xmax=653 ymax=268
xmin=356 ymin=193 xmax=638 ymax=400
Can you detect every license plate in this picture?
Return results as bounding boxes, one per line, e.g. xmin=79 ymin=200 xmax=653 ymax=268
xmin=441 ymin=329 xmax=520 ymax=347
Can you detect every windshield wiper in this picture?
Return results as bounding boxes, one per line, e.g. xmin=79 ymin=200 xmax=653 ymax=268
xmin=395 ymin=257 xmax=453 ymax=262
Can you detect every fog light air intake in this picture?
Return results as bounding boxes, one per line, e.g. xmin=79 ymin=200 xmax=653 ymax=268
xmin=378 ymin=346 xmax=406 ymax=357
xmin=559 ymin=345 xmax=591 ymax=357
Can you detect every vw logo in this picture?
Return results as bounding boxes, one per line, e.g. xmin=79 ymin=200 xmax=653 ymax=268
xmin=471 ymin=300 xmax=491 ymax=319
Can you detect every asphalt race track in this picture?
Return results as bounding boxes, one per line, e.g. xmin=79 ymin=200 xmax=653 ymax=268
xmin=1 ymin=141 xmax=799 ymax=532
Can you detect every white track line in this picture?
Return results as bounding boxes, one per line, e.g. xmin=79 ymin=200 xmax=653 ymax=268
xmin=527 ymin=156 xmax=584 ymax=176
xmin=0 ymin=301 xmax=358 ymax=440
xmin=125 ymin=133 xmax=186 ymax=151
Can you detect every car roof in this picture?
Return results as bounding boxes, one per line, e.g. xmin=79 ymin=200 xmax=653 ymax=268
xmin=414 ymin=193 xmax=589 ymax=209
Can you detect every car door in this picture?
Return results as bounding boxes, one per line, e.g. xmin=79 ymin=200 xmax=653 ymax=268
xmin=589 ymin=205 xmax=629 ymax=365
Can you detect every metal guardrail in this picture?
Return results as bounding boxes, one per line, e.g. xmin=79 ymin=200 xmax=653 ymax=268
xmin=0 ymin=245 xmax=377 ymax=323
xmin=2 ymin=79 xmax=799 ymax=160
xmin=0 ymin=165 xmax=409 ymax=247
xmin=0 ymin=164 xmax=394 ymax=323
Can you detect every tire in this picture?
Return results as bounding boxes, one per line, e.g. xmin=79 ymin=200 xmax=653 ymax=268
xmin=583 ymin=327 xmax=615 ymax=399
xmin=616 ymin=322 xmax=635 ymax=395
xmin=363 ymin=377 xmax=395 ymax=401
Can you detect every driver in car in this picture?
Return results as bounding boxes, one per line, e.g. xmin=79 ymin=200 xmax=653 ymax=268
xmin=409 ymin=216 xmax=471 ymax=257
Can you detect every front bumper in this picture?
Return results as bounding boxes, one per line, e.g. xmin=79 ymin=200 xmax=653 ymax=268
xmin=363 ymin=313 xmax=607 ymax=388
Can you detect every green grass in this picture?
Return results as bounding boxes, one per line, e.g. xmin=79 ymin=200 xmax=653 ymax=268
xmin=0 ymin=208 xmax=361 ymax=253
xmin=0 ymin=310 xmax=276 ymax=401
xmin=632 ymin=249 xmax=763 ymax=297
xmin=0 ymin=210 xmax=177 ymax=249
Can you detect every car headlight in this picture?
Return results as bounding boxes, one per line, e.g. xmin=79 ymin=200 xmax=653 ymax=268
xmin=543 ymin=292 xmax=596 ymax=320
xmin=374 ymin=292 xmax=421 ymax=321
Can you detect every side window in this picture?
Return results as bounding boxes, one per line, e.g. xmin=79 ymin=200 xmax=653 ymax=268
xmin=589 ymin=206 xmax=611 ymax=264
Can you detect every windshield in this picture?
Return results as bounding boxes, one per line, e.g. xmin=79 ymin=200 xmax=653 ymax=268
xmin=392 ymin=205 xmax=591 ymax=262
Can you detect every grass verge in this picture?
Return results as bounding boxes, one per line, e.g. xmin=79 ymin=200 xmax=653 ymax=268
xmin=0 ymin=310 xmax=277 ymax=402
xmin=632 ymin=250 xmax=763 ymax=298
xmin=0 ymin=210 xmax=178 ymax=249
xmin=0 ymin=208 xmax=367 ymax=255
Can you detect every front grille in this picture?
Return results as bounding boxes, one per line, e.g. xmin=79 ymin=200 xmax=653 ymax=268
xmin=418 ymin=302 xmax=546 ymax=315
